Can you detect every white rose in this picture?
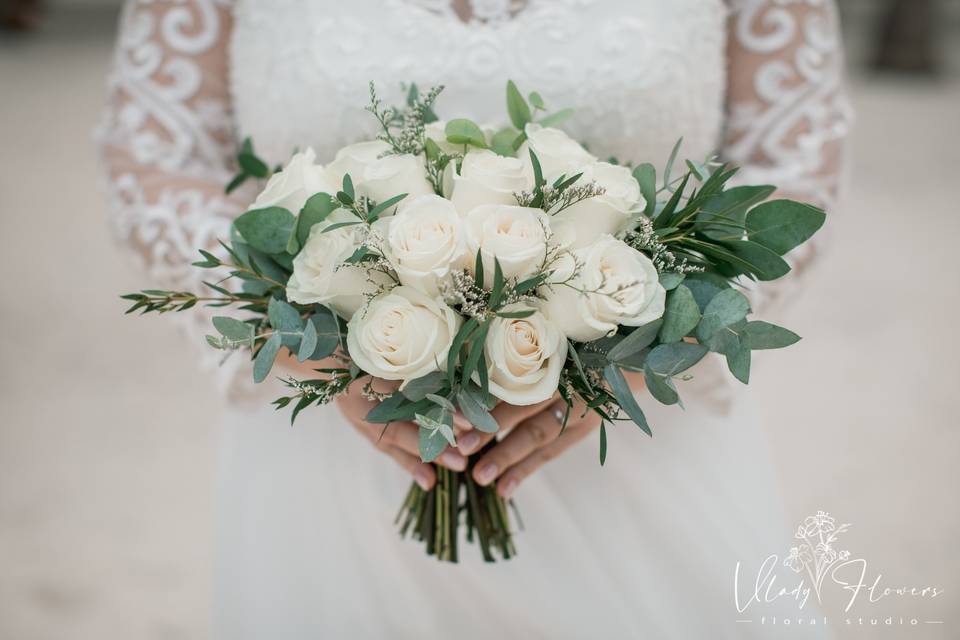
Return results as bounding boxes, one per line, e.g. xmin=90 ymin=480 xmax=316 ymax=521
xmin=384 ymin=195 xmax=468 ymax=296
xmin=347 ymin=286 xmax=461 ymax=383
xmin=251 ymin=148 xmax=336 ymax=214
xmin=552 ymin=161 xmax=643 ymax=249
xmin=286 ymin=215 xmax=392 ymax=320
xmin=450 ymin=150 xmax=532 ymax=214
xmin=464 ymin=204 xmax=550 ymax=283
xmin=483 ymin=306 xmax=568 ymax=406
xmin=519 ymin=123 xmax=596 ymax=182
xmin=540 ymin=235 xmax=666 ymax=342
xmin=325 ymin=140 xmax=391 ymax=186
xmin=359 ymin=154 xmax=435 ymax=213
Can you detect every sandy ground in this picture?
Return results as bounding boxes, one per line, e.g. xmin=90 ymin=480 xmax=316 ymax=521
xmin=0 ymin=8 xmax=958 ymax=640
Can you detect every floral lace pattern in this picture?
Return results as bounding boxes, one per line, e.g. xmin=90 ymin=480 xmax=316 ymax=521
xmin=99 ymin=0 xmax=851 ymax=389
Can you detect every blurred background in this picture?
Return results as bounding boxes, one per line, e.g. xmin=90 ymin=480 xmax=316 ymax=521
xmin=1 ymin=1 xmax=958 ymax=638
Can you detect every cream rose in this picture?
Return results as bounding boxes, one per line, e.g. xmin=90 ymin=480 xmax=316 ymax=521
xmin=483 ymin=306 xmax=568 ymax=406
xmin=551 ymin=161 xmax=643 ymax=249
xmin=519 ymin=123 xmax=596 ymax=182
xmin=251 ymin=148 xmax=336 ymax=214
xmin=464 ymin=204 xmax=550 ymax=283
xmin=384 ymin=195 xmax=468 ymax=296
xmin=450 ymin=150 xmax=532 ymax=214
xmin=540 ymin=235 xmax=666 ymax=342
xmin=286 ymin=214 xmax=392 ymax=320
xmin=347 ymin=286 xmax=461 ymax=383
xmin=325 ymin=140 xmax=391 ymax=186
xmin=359 ymin=154 xmax=434 ymax=213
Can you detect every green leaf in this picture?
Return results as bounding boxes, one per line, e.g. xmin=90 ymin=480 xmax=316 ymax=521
xmin=643 ymin=366 xmax=680 ymax=405
xmin=297 ymin=193 xmax=339 ymax=245
xmin=703 ymin=320 xmax=747 ymax=357
xmin=662 ymin=137 xmax=684 ymax=190
xmin=607 ymin=320 xmax=663 ymax=362
xmin=212 ymin=317 xmax=254 ymax=347
xmin=726 ymin=343 xmax=751 ymax=384
xmin=603 ymin=364 xmax=651 ymax=435
xmin=297 ymin=317 xmax=318 ymax=362
xmin=746 ymin=200 xmax=826 ymax=255
xmin=506 ymin=80 xmax=532 ymax=130
xmin=697 ymin=289 xmax=751 ymax=341
xmin=367 ymin=193 xmax=408 ymax=221
xmin=743 ymin=321 xmax=801 ymax=350
xmin=268 ymin=298 xmax=303 ymax=349
xmin=238 ymin=152 xmax=269 ymax=178
xmin=307 ymin=310 xmax=340 ymax=360
xmin=645 ymin=342 xmax=709 ymax=377
xmin=426 ymin=393 xmax=456 ymax=413
xmin=659 ymin=272 xmax=685 ymax=291
xmin=529 ymin=149 xmax=544 ymax=191
xmin=698 ymin=185 xmax=775 ymax=240
xmin=721 ymin=240 xmax=791 ymax=281
xmin=456 ymin=388 xmax=499 ymax=434
xmin=683 ymin=273 xmax=729 ymax=312
xmin=321 ymin=220 xmax=363 ymax=234
xmin=461 ymin=320 xmax=491 ymax=385
xmin=538 ymin=108 xmax=574 ymax=128
xmin=445 ymin=119 xmax=488 ymax=148
xmin=253 ymin=333 xmax=282 ymax=383
xmin=365 ymin=393 xmax=407 ymax=423
xmin=491 ymin=128 xmax=520 ymax=157
xmin=473 ymin=250 xmax=485 ymax=289
xmin=401 ymin=372 xmax=448 ymax=402
xmin=225 ymin=173 xmax=248 ymax=195
xmin=528 ymin=91 xmax=545 ymax=110
xmin=447 ymin=316 xmax=479 ymax=384
xmin=489 ymin=258 xmax=505 ymax=308
xmin=342 ymin=173 xmax=355 ymax=200
xmin=632 ymin=163 xmax=657 ymax=216
xmin=599 ymin=422 xmax=608 ymax=466
xmin=417 ymin=408 xmax=454 ymax=462
xmin=658 ymin=285 xmax=701 ymax=343
xmin=497 ymin=309 xmax=536 ymax=319
xmin=234 ymin=207 xmax=296 ymax=255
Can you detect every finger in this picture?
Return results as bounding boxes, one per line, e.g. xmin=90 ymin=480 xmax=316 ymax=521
xmin=457 ymin=397 xmax=556 ymax=456
xmin=472 ymin=408 xmax=565 ymax=486
xmin=383 ymin=445 xmax=436 ymax=491
xmin=359 ymin=419 xmax=468 ymax=472
xmin=495 ymin=419 xmax=597 ymax=498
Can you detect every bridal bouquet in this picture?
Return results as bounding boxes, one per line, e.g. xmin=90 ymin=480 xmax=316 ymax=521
xmin=123 ymin=82 xmax=824 ymax=562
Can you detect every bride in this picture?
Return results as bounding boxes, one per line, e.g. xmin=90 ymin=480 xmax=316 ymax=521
xmin=99 ymin=0 xmax=851 ymax=637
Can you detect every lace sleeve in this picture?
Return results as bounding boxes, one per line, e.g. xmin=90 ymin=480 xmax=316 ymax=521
xmin=98 ymin=0 xmax=254 ymax=386
xmin=723 ymin=0 xmax=853 ymax=307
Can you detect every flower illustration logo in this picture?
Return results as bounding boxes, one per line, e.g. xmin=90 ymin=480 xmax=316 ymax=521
xmin=783 ymin=510 xmax=851 ymax=600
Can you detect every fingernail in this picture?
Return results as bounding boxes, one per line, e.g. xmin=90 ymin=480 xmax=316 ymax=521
xmin=459 ymin=432 xmax=480 ymax=454
xmin=476 ymin=463 xmax=498 ymax=486
xmin=500 ymin=478 xmax=518 ymax=499
xmin=453 ymin=411 xmax=471 ymax=430
xmin=440 ymin=450 xmax=467 ymax=471
xmin=414 ymin=469 xmax=432 ymax=491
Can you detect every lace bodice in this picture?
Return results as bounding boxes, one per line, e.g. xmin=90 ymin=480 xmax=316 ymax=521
xmin=98 ymin=0 xmax=852 ymax=381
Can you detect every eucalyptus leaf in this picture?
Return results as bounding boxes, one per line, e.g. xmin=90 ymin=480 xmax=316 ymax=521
xmin=746 ymin=200 xmax=826 ymax=255
xmin=445 ymin=119 xmax=488 ymax=148
xmin=308 ymin=310 xmax=340 ymax=360
xmin=603 ymin=364 xmax=651 ymax=435
xmin=538 ymin=108 xmax=575 ymax=128
xmin=297 ymin=193 xmax=339 ymax=245
xmin=658 ymin=285 xmax=701 ymax=343
xmin=726 ymin=343 xmax=752 ymax=384
xmin=401 ymin=372 xmax=448 ymax=402
xmin=253 ymin=333 xmax=282 ymax=383
xmin=697 ymin=289 xmax=751 ymax=341
xmin=643 ymin=366 xmax=680 ymax=405
xmin=633 ymin=163 xmax=657 ymax=216
xmin=456 ymin=388 xmax=499 ymax=434
xmin=659 ymin=272 xmax=685 ymax=290
xmin=297 ymin=319 xmax=318 ymax=362
xmin=506 ymin=80 xmax=532 ymax=130
xmin=607 ymin=320 xmax=662 ymax=362
xmin=491 ymin=128 xmax=520 ymax=157
xmin=234 ymin=207 xmax=296 ymax=255
xmin=212 ymin=317 xmax=254 ymax=347
xmin=743 ymin=321 xmax=801 ymax=350
xmin=721 ymin=240 xmax=791 ymax=281
xmin=268 ymin=298 xmax=303 ymax=348
xmin=645 ymin=342 xmax=709 ymax=377
xmin=697 ymin=184 xmax=775 ymax=240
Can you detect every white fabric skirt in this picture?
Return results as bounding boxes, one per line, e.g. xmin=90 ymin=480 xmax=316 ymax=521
xmin=212 ymin=364 xmax=831 ymax=639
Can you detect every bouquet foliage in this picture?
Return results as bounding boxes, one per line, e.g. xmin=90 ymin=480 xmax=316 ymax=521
xmin=123 ymin=82 xmax=824 ymax=562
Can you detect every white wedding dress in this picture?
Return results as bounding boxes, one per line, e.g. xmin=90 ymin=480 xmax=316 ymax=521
xmin=99 ymin=1 xmax=852 ymax=637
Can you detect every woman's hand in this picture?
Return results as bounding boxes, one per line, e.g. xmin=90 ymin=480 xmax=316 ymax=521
xmin=332 ymin=376 xmax=557 ymax=492
xmin=462 ymin=370 xmax=645 ymax=498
